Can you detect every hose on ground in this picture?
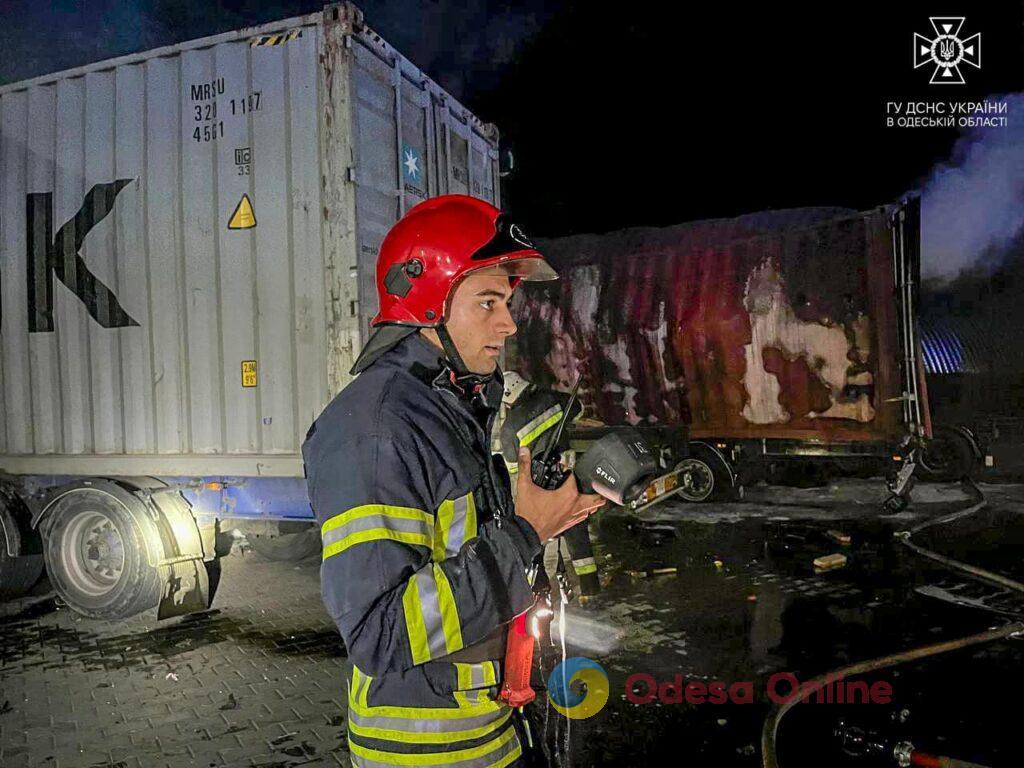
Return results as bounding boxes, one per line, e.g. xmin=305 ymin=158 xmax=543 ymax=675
xmin=895 ymin=479 xmax=1024 ymax=599
xmin=764 ymin=480 xmax=1024 ymax=768
xmin=761 ymin=621 xmax=1024 ymax=768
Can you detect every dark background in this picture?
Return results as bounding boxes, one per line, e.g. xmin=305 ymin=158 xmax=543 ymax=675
xmin=1 ymin=1 xmax=1022 ymax=236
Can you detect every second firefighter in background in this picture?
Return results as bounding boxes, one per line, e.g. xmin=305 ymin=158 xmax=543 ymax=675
xmin=497 ymin=372 xmax=602 ymax=599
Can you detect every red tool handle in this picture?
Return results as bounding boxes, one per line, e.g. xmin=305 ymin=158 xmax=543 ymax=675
xmin=499 ymin=611 xmax=536 ymax=708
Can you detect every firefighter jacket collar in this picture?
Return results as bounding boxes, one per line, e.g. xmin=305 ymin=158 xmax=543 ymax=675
xmin=376 ymin=332 xmax=506 ymax=425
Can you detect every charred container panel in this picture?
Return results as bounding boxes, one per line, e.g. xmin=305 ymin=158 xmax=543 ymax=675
xmin=511 ymin=206 xmax=910 ymax=445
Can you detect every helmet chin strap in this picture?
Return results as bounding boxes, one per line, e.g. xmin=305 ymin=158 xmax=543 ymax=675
xmin=435 ymin=323 xmax=495 ymax=392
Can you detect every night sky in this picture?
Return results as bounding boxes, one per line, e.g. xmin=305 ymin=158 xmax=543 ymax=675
xmin=1 ymin=1 xmax=1022 ymax=237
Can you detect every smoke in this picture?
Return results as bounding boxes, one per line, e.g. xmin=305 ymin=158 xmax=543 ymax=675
xmin=920 ymin=93 xmax=1024 ymax=281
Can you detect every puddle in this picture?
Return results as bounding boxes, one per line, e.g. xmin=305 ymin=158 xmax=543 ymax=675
xmin=542 ymin=489 xmax=1024 ymax=767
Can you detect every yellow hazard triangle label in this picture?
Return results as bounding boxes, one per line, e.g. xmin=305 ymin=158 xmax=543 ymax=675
xmin=228 ymin=194 xmax=257 ymax=229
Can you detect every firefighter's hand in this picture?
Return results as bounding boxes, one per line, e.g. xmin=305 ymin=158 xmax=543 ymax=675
xmin=514 ymin=446 xmax=605 ymax=543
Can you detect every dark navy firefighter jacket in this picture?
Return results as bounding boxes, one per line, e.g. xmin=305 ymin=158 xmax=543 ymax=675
xmin=302 ymin=332 xmax=543 ymax=767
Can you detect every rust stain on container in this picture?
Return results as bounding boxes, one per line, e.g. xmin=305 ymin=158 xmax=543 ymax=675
xmin=511 ymin=207 xmax=907 ymax=443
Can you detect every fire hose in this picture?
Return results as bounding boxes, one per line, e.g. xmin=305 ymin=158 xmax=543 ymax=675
xmin=764 ymin=480 xmax=1024 ymax=768
xmin=893 ymin=481 xmax=1024 ymax=596
xmin=760 ymin=621 xmax=1024 ymax=768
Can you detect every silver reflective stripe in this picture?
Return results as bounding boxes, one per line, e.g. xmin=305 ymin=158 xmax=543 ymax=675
xmin=348 ymin=705 xmax=508 ymax=734
xmin=415 ymin=570 xmax=448 ymax=659
xmin=349 ymin=722 xmax=520 ymax=768
xmin=468 ymin=662 xmax=496 ymax=688
xmin=516 ymin=404 xmax=562 ymax=442
xmin=321 ymin=514 xmax=432 ymax=548
xmin=470 ymin=663 xmax=485 ymax=688
xmin=445 ymin=494 xmax=470 ymax=556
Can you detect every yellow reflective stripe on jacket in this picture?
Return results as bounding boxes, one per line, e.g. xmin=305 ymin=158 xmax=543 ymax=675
xmin=348 ymin=662 xmax=508 ymax=752
xmin=321 ymin=504 xmax=434 ymax=560
xmin=572 ymin=556 xmax=598 ymax=575
xmin=349 ymin=685 xmax=503 ymax=719
xmin=433 ymin=493 xmax=478 ymax=561
xmin=516 ymin=404 xmax=562 ymax=448
xmin=348 ymin=706 xmax=511 ymax=745
xmin=348 ymin=720 xmax=521 ymax=767
xmin=454 ymin=661 xmax=498 ymax=690
xmin=349 ymin=660 xmax=507 ymax=743
xmin=403 ymin=564 xmax=464 ymax=664
xmin=453 ymin=661 xmax=500 ymax=709
xmin=351 ymin=665 xmax=373 ymax=708
xmin=349 ymin=664 xmax=502 ymax=718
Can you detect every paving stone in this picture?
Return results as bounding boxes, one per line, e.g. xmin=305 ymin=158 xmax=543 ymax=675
xmin=0 ymin=551 xmax=347 ymax=768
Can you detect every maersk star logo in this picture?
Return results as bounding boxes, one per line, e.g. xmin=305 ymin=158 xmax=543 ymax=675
xmin=913 ymin=17 xmax=980 ymax=85
xmin=402 ymin=145 xmax=421 ymax=183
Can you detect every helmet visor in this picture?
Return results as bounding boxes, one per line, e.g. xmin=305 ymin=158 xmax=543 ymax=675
xmin=468 ymin=214 xmax=558 ymax=281
xmin=470 ymin=255 xmax=558 ymax=281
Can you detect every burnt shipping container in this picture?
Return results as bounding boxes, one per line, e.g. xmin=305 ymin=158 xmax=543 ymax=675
xmin=509 ymin=201 xmax=928 ymax=497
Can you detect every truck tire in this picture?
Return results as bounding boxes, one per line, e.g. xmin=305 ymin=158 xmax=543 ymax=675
xmin=42 ymin=487 xmax=162 ymax=620
xmin=917 ymin=426 xmax=977 ymax=482
xmin=249 ymin=522 xmax=321 ymax=562
xmin=673 ymin=457 xmax=718 ymax=502
xmin=0 ymin=494 xmax=44 ymax=599
xmin=673 ymin=443 xmax=737 ymax=503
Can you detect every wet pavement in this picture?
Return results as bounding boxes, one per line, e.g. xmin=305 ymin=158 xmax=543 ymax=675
xmin=2 ymin=479 xmax=1023 ymax=767
xmin=1 ymin=548 xmax=345 ymax=768
xmin=545 ymin=480 xmax=1024 ymax=768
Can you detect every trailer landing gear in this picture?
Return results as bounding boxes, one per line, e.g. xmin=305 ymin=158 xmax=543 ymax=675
xmin=883 ymin=450 xmax=917 ymax=515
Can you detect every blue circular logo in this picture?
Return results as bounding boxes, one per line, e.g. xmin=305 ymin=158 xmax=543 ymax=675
xmin=547 ymin=656 xmax=609 ymax=719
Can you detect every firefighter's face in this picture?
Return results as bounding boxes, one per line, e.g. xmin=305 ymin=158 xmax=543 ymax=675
xmin=424 ymin=273 xmax=518 ymax=374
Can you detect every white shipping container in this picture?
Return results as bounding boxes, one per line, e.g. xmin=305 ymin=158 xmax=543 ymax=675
xmin=0 ymin=3 xmax=501 ymax=478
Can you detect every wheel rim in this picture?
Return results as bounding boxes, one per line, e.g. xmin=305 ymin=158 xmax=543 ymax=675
xmin=58 ymin=510 xmax=126 ymax=596
xmin=675 ymin=459 xmax=715 ymax=501
xmin=920 ymin=440 xmax=956 ymax=474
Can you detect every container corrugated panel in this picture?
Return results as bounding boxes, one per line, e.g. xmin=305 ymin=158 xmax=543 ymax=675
xmin=0 ymin=3 xmax=499 ymax=476
xmin=510 ymin=206 xmax=907 ymax=444
xmin=348 ymin=33 xmax=499 ymax=338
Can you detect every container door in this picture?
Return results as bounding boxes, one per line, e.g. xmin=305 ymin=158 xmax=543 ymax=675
xmin=349 ymin=41 xmax=439 ymax=343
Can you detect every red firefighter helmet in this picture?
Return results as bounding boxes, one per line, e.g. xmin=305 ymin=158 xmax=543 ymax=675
xmin=351 ymin=195 xmax=557 ymax=374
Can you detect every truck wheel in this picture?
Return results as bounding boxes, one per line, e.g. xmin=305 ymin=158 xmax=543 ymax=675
xmin=674 ymin=458 xmax=717 ymax=502
xmin=249 ymin=522 xmax=321 ymax=562
xmin=917 ymin=427 xmax=977 ymax=482
xmin=42 ymin=488 xmax=162 ymax=620
xmin=0 ymin=495 xmax=44 ymax=599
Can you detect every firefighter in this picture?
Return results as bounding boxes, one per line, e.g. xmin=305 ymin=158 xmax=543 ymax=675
xmin=302 ymin=195 xmax=604 ymax=767
xmin=498 ymin=374 xmax=601 ymax=598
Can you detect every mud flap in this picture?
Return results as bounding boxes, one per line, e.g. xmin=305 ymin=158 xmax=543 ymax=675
xmin=157 ymin=558 xmax=211 ymax=621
